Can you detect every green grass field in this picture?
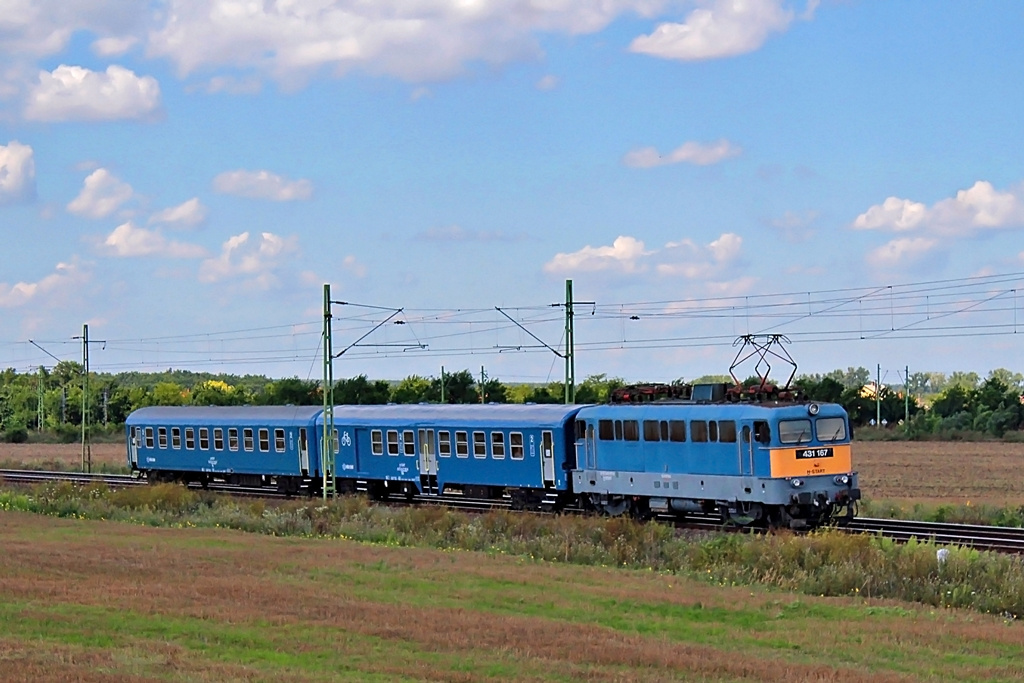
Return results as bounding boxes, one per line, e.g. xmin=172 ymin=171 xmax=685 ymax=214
xmin=1 ymin=510 xmax=1022 ymax=682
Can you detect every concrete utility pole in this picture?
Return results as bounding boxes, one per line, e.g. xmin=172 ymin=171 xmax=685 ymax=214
xmin=876 ymin=363 xmax=882 ymax=428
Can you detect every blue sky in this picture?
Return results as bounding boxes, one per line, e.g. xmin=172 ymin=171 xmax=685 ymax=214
xmin=2 ymin=0 xmax=1023 ymax=387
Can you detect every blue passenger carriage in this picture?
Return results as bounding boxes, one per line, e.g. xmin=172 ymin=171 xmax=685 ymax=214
xmin=327 ymin=404 xmax=582 ymax=507
xmin=126 ymin=406 xmax=323 ymax=494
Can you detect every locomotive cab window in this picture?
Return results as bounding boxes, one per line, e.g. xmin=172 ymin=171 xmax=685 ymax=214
xmin=371 ymin=430 xmax=383 ymax=456
xmin=598 ymin=419 xmax=614 ymax=440
xmin=690 ymin=420 xmax=708 ymax=443
xmin=708 ymin=421 xmax=718 ymax=442
xmin=510 ymin=432 xmax=524 ymax=460
xmin=622 ymin=420 xmax=639 ymax=441
xmin=643 ymin=420 xmax=660 ymax=441
xmin=199 ymin=428 xmax=209 ymax=450
xmin=754 ymin=421 xmax=770 ymax=444
xmin=669 ymin=420 xmax=686 ymax=442
xmin=778 ymin=419 xmax=812 ymax=444
xmin=718 ymin=420 xmax=737 ymax=443
xmin=816 ymin=417 xmax=847 ymax=442
xmin=575 ymin=420 xmax=586 ymax=440
xmin=438 ymin=431 xmax=451 ymax=457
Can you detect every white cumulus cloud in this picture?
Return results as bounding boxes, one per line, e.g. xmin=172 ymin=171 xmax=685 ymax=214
xmin=0 ymin=260 xmax=88 ymax=308
xmin=866 ymin=237 xmax=939 ymax=269
xmin=148 ymin=197 xmax=207 ymax=228
xmin=544 ymin=236 xmax=652 ymax=274
xmin=199 ymin=231 xmax=299 ymax=287
xmin=213 ymin=170 xmax=313 ymax=201
xmin=852 ymin=181 xmax=1024 ymax=237
xmin=657 ymin=233 xmax=743 ymax=278
xmin=623 ymin=139 xmax=742 ymax=168
xmin=67 ymin=168 xmax=134 ymax=219
xmin=146 ymin=0 xmax=667 ymax=83
xmin=102 ymin=222 xmax=207 ymax=258
xmin=630 ymin=0 xmax=798 ymax=61
xmin=24 ymin=64 xmax=160 ymax=122
xmin=545 ymin=232 xmax=745 ymax=279
xmin=0 ymin=140 xmax=36 ymax=204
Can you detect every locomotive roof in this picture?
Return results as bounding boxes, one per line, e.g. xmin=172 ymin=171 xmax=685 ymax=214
xmin=324 ymin=403 xmax=585 ymax=428
xmin=577 ymin=400 xmax=846 ymax=417
xmin=126 ymin=405 xmax=323 ymax=425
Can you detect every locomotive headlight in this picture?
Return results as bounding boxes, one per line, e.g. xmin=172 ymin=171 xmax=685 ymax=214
xmin=834 ymin=475 xmax=850 ymax=485
xmin=790 ymin=478 xmax=804 ymax=488
xmin=808 ymin=403 xmax=820 ymax=416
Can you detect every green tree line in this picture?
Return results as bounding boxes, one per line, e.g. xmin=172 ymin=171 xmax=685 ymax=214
xmin=2 ymin=364 xmax=1022 ymax=442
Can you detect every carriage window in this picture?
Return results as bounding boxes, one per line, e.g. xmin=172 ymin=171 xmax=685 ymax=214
xmin=473 ymin=431 xmax=487 ymax=459
xmin=491 ymin=432 xmax=505 ymax=459
xmin=171 ymin=427 xmax=181 ymax=449
xmin=622 ymin=420 xmax=639 ymax=441
xmin=214 ymin=428 xmax=224 ymax=450
xmin=438 ymin=431 xmax=451 ymax=457
xmin=185 ymin=428 xmax=195 ymax=450
xmin=387 ymin=430 xmax=399 ymax=456
xmin=275 ymin=428 xmax=286 ymax=452
xmin=778 ymin=419 xmax=812 ymax=444
xmin=598 ymin=419 xmax=614 ymax=440
xmin=669 ymin=420 xmax=686 ymax=442
xmin=455 ymin=431 xmax=469 ymax=458
xmin=643 ymin=420 xmax=660 ymax=441
xmin=199 ymin=427 xmax=209 ymax=450
xmin=718 ymin=420 xmax=737 ymax=443
xmin=690 ymin=420 xmax=708 ymax=443
xmin=243 ymin=428 xmax=254 ymax=451
xmin=258 ymin=428 xmax=270 ymax=452
xmin=816 ymin=417 xmax=847 ymax=442
xmin=403 ymin=430 xmax=416 ymax=457
xmin=709 ymin=421 xmax=718 ymax=442
xmin=510 ymin=432 xmax=524 ymax=460
xmin=755 ymin=421 xmax=771 ymax=444
xmin=371 ymin=430 xmax=383 ymax=455
xmin=158 ymin=427 xmax=168 ymax=448
xmin=334 ymin=429 xmax=340 ymax=454
xmin=228 ymin=428 xmax=239 ymax=451
xmin=145 ymin=427 xmax=154 ymax=448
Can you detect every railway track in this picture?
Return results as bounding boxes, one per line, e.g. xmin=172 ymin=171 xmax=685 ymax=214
xmin=3 ymin=468 xmax=1024 ymax=553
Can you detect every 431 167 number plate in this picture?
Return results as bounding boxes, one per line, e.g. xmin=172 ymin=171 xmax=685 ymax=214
xmin=796 ymin=447 xmax=834 ymax=459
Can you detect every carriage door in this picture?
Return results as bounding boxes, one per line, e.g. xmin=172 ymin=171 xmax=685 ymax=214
xmin=298 ymin=428 xmax=310 ymax=475
xmin=418 ymin=429 xmax=438 ymax=495
xmin=585 ymin=424 xmax=597 ymax=470
xmin=128 ymin=427 xmax=139 ymax=468
xmin=541 ymin=431 xmax=555 ymax=487
xmin=739 ymin=424 xmax=754 ymax=477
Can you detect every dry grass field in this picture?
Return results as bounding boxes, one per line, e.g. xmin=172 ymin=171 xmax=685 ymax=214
xmin=0 ymin=511 xmax=1021 ymax=682
xmin=3 ymin=440 xmax=1024 ymax=506
xmin=854 ymin=441 xmax=1024 ymax=506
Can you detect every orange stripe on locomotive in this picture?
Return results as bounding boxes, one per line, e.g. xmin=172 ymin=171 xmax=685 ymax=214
xmin=769 ymin=444 xmax=853 ymax=478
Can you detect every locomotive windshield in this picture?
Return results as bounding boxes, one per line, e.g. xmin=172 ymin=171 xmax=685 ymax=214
xmin=815 ymin=417 xmax=847 ymax=442
xmin=778 ymin=419 xmax=812 ymax=444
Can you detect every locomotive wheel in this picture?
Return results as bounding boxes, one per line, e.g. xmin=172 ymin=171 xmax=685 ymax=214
xmin=592 ymin=494 xmax=629 ymax=517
